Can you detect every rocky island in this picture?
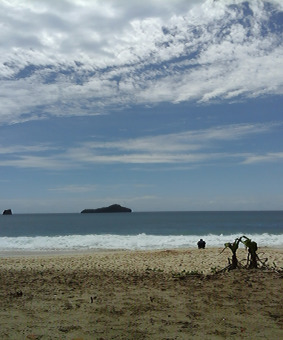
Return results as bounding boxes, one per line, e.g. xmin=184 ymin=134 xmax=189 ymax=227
xmin=81 ymin=204 xmax=132 ymax=213
xmin=2 ymin=209 xmax=12 ymax=215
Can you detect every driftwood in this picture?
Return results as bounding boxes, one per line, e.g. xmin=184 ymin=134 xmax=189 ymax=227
xmin=218 ymin=236 xmax=282 ymax=273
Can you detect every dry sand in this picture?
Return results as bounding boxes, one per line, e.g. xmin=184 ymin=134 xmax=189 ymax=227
xmin=0 ymin=247 xmax=282 ymax=339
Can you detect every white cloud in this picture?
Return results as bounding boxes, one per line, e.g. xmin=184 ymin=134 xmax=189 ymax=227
xmin=0 ymin=144 xmax=58 ymax=154
xmin=64 ymin=122 xmax=279 ymax=165
xmin=243 ymin=152 xmax=283 ymax=164
xmin=0 ymin=122 xmax=280 ymax=169
xmin=0 ymin=156 xmax=71 ymax=170
xmin=0 ymin=0 xmax=282 ymax=124
xmin=79 ymin=122 xmax=278 ymax=154
xmin=48 ymin=184 xmax=97 ymax=193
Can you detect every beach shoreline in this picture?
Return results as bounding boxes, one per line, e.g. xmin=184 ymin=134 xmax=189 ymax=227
xmin=1 ymin=245 xmax=283 ymax=257
xmin=1 ymin=248 xmax=283 ymax=339
xmin=1 ymin=247 xmax=283 ymax=275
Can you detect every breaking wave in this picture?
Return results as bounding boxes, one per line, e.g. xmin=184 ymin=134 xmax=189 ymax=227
xmin=0 ymin=233 xmax=282 ymax=252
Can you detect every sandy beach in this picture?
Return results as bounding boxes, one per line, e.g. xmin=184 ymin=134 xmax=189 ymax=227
xmin=0 ymin=247 xmax=282 ymax=339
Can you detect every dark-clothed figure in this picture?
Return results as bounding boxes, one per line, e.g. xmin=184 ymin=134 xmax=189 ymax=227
xmin=197 ymin=239 xmax=206 ymax=249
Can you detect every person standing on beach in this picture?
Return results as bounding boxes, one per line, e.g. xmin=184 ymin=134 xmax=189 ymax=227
xmin=197 ymin=239 xmax=206 ymax=249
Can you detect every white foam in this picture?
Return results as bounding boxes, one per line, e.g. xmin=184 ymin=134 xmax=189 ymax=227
xmin=0 ymin=233 xmax=282 ymax=252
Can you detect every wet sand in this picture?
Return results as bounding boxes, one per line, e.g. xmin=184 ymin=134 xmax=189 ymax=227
xmin=0 ymin=247 xmax=282 ymax=339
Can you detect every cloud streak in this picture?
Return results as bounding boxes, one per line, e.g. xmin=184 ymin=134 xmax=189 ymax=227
xmin=243 ymin=152 xmax=283 ymax=164
xmin=0 ymin=0 xmax=282 ymax=124
xmin=0 ymin=122 xmax=281 ymax=169
xmin=48 ymin=184 xmax=97 ymax=193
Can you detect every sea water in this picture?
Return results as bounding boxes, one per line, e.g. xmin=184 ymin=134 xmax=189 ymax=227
xmin=0 ymin=211 xmax=282 ymax=253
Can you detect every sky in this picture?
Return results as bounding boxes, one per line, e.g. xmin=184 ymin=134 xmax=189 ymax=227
xmin=0 ymin=0 xmax=282 ymax=213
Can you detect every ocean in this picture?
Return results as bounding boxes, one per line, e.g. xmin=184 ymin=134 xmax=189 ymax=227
xmin=0 ymin=211 xmax=282 ymax=253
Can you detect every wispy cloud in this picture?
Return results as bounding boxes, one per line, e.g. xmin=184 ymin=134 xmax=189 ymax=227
xmin=48 ymin=185 xmax=97 ymax=193
xmin=0 ymin=144 xmax=58 ymax=154
xmin=66 ymin=122 xmax=279 ymax=165
xmin=243 ymin=152 xmax=283 ymax=164
xmin=0 ymin=122 xmax=280 ymax=169
xmin=0 ymin=155 xmax=71 ymax=170
xmin=0 ymin=0 xmax=282 ymax=124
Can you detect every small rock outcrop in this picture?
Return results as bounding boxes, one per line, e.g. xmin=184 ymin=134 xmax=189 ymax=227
xmin=3 ymin=209 xmax=12 ymax=215
xmin=81 ymin=204 xmax=132 ymax=213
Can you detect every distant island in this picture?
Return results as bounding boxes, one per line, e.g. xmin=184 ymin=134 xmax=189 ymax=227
xmin=2 ymin=209 xmax=12 ymax=215
xmin=81 ymin=204 xmax=132 ymax=213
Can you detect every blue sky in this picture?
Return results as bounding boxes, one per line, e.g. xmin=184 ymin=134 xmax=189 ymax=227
xmin=0 ymin=0 xmax=282 ymax=213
